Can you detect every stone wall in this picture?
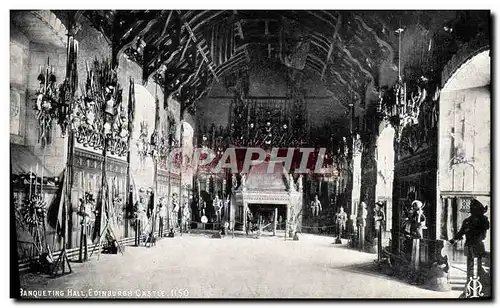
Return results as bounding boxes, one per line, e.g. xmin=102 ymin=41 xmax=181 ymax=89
xmin=11 ymin=11 xmax=197 ymax=247
xmin=25 ymin=42 xmax=68 ymax=176
xmin=10 ymin=26 xmax=30 ymax=145
xmin=438 ymin=86 xmax=490 ymax=194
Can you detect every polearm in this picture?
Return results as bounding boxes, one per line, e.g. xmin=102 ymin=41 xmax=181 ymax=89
xmin=64 ymin=15 xmax=78 ymax=255
xmin=59 ymin=12 xmax=78 ymax=273
xmin=97 ymin=85 xmax=109 ymax=259
xmin=126 ymin=78 xmax=135 ymax=241
xmin=179 ymin=115 xmax=184 ymax=236
xmin=162 ymin=72 xmax=172 ymax=232
xmin=152 ymin=86 xmax=160 ymax=239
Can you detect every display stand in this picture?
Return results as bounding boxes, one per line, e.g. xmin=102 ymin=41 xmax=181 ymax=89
xmin=89 ymin=215 xmax=124 ymax=260
xmin=358 ymin=225 xmax=365 ymax=251
xmin=410 ymin=238 xmax=420 ymax=271
xmin=134 ymin=220 xmax=141 ymax=246
xmin=143 ymin=214 xmax=157 ymax=247
xmin=78 ymin=219 xmax=88 ymax=263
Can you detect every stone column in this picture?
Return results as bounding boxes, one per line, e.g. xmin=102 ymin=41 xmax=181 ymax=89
xmin=285 ymin=203 xmax=291 ymax=240
xmin=242 ymin=201 xmax=248 ymax=233
xmin=273 ymin=207 xmax=278 ymax=236
xmin=360 ymin=117 xmax=397 ymax=253
xmin=350 ymin=135 xmax=363 ymax=236
xmin=359 ymin=134 xmax=378 ymax=248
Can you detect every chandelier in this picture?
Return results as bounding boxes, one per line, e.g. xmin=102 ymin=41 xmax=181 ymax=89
xmin=138 ymin=124 xmax=179 ymax=163
xmin=379 ymin=28 xmax=423 ymax=142
xmin=140 ymin=112 xmax=179 ymax=168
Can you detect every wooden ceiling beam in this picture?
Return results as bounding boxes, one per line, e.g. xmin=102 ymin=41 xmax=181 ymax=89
xmin=214 ymin=52 xmax=247 ymax=76
xmin=306 ymin=11 xmax=338 ymax=30
xmin=160 ymin=10 xmax=173 ymax=38
xmin=353 ymin=14 xmax=395 ymax=66
xmin=306 ymin=59 xmax=324 ymax=77
xmin=234 ymin=10 xmax=251 ymax=63
xmin=191 ymin=10 xmax=226 ymax=32
xmin=310 ymin=40 xmax=330 ymax=56
xmin=240 ymin=18 xmax=278 ymax=23
xmin=177 ymin=10 xmax=219 ymax=82
xmin=322 ymin=12 xmax=342 ymax=80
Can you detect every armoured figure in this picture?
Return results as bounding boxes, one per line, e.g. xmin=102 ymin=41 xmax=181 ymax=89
xmin=136 ymin=188 xmax=148 ymax=235
xmin=336 ymin=206 xmax=348 ymax=237
xmin=310 ymin=194 xmax=322 ymax=217
xmin=231 ymin=173 xmax=238 ymax=191
xmin=357 ymin=202 xmax=368 ymax=250
xmin=213 ymin=194 xmax=222 ymax=223
xmin=374 ymin=201 xmax=386 ymax=261
xmin=240 ymin=173 xmax=246 ymax=191
xmin=410 ymin=200 xmax=427 ymax=239
xmin=171 ymin=194 xmax=179 ymax=229
xmin=288 ymin=173 xmax=296 ymax=192
xmin=357 ymin=202 xmax=368 ymax=227
xmin=297 ymin=175 xmax=303 ymax=192
xmin=450 ymin=199 xmax=490 ymax=289
xmin=181 ymin=201 xmax=191 ymax=231
xmin=374 ymin=201 xmax=385 ymax=231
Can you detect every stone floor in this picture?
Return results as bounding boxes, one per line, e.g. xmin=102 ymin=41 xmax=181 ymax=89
xmin=19 ymin=233 xmax=461 ymax=299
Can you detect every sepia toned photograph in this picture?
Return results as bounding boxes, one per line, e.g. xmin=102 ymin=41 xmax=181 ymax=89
xmin=9 ymin=7 xmax=491 ymax=299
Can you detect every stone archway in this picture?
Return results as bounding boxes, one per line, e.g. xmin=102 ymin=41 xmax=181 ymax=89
xmin=11 ymin=11 xmax=68 ymax=48
xmin=437 ymin=48 xmax=490 ymax=254
xmin=130 ymin=83 xmax=156 ymax=187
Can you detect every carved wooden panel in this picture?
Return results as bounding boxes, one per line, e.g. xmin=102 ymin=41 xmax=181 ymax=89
xmin=70 ymin=148 xmax=129 ymax=244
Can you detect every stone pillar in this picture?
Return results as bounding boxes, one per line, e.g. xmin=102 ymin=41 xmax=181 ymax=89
xmin=242 ymin=201 xmax=248 ymax=233
xmin=359 ymin=119 xmax=396 ymax=253
xmin=273 ymin=207 xmax=278 ymax=236
xmin=222 ymin=179 xmax=226 ymax=197
xmin=285 ymin=203 xmax=291 ymax=240
xmin=446 ymin=198 xmax=454 ymax=240
xmin=350 ymin=135 xmax=363 ymax=236
xmin=359 ymin=133 xmax=378 ymax=248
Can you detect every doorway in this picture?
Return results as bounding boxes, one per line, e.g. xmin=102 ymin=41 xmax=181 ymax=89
xmin=247 ymin=204 xmax=287 ymax=235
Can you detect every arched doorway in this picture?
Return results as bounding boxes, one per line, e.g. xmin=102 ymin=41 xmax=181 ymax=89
xmin=375 ymin=124 xmax=395 ymax=235
xmin=131 ymin=83 xmax=156 ymax=188
xmin=180 ymin=120 xmax=195 ymax=190
xmin=438 ymin=49 xmax=490 ymax=261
